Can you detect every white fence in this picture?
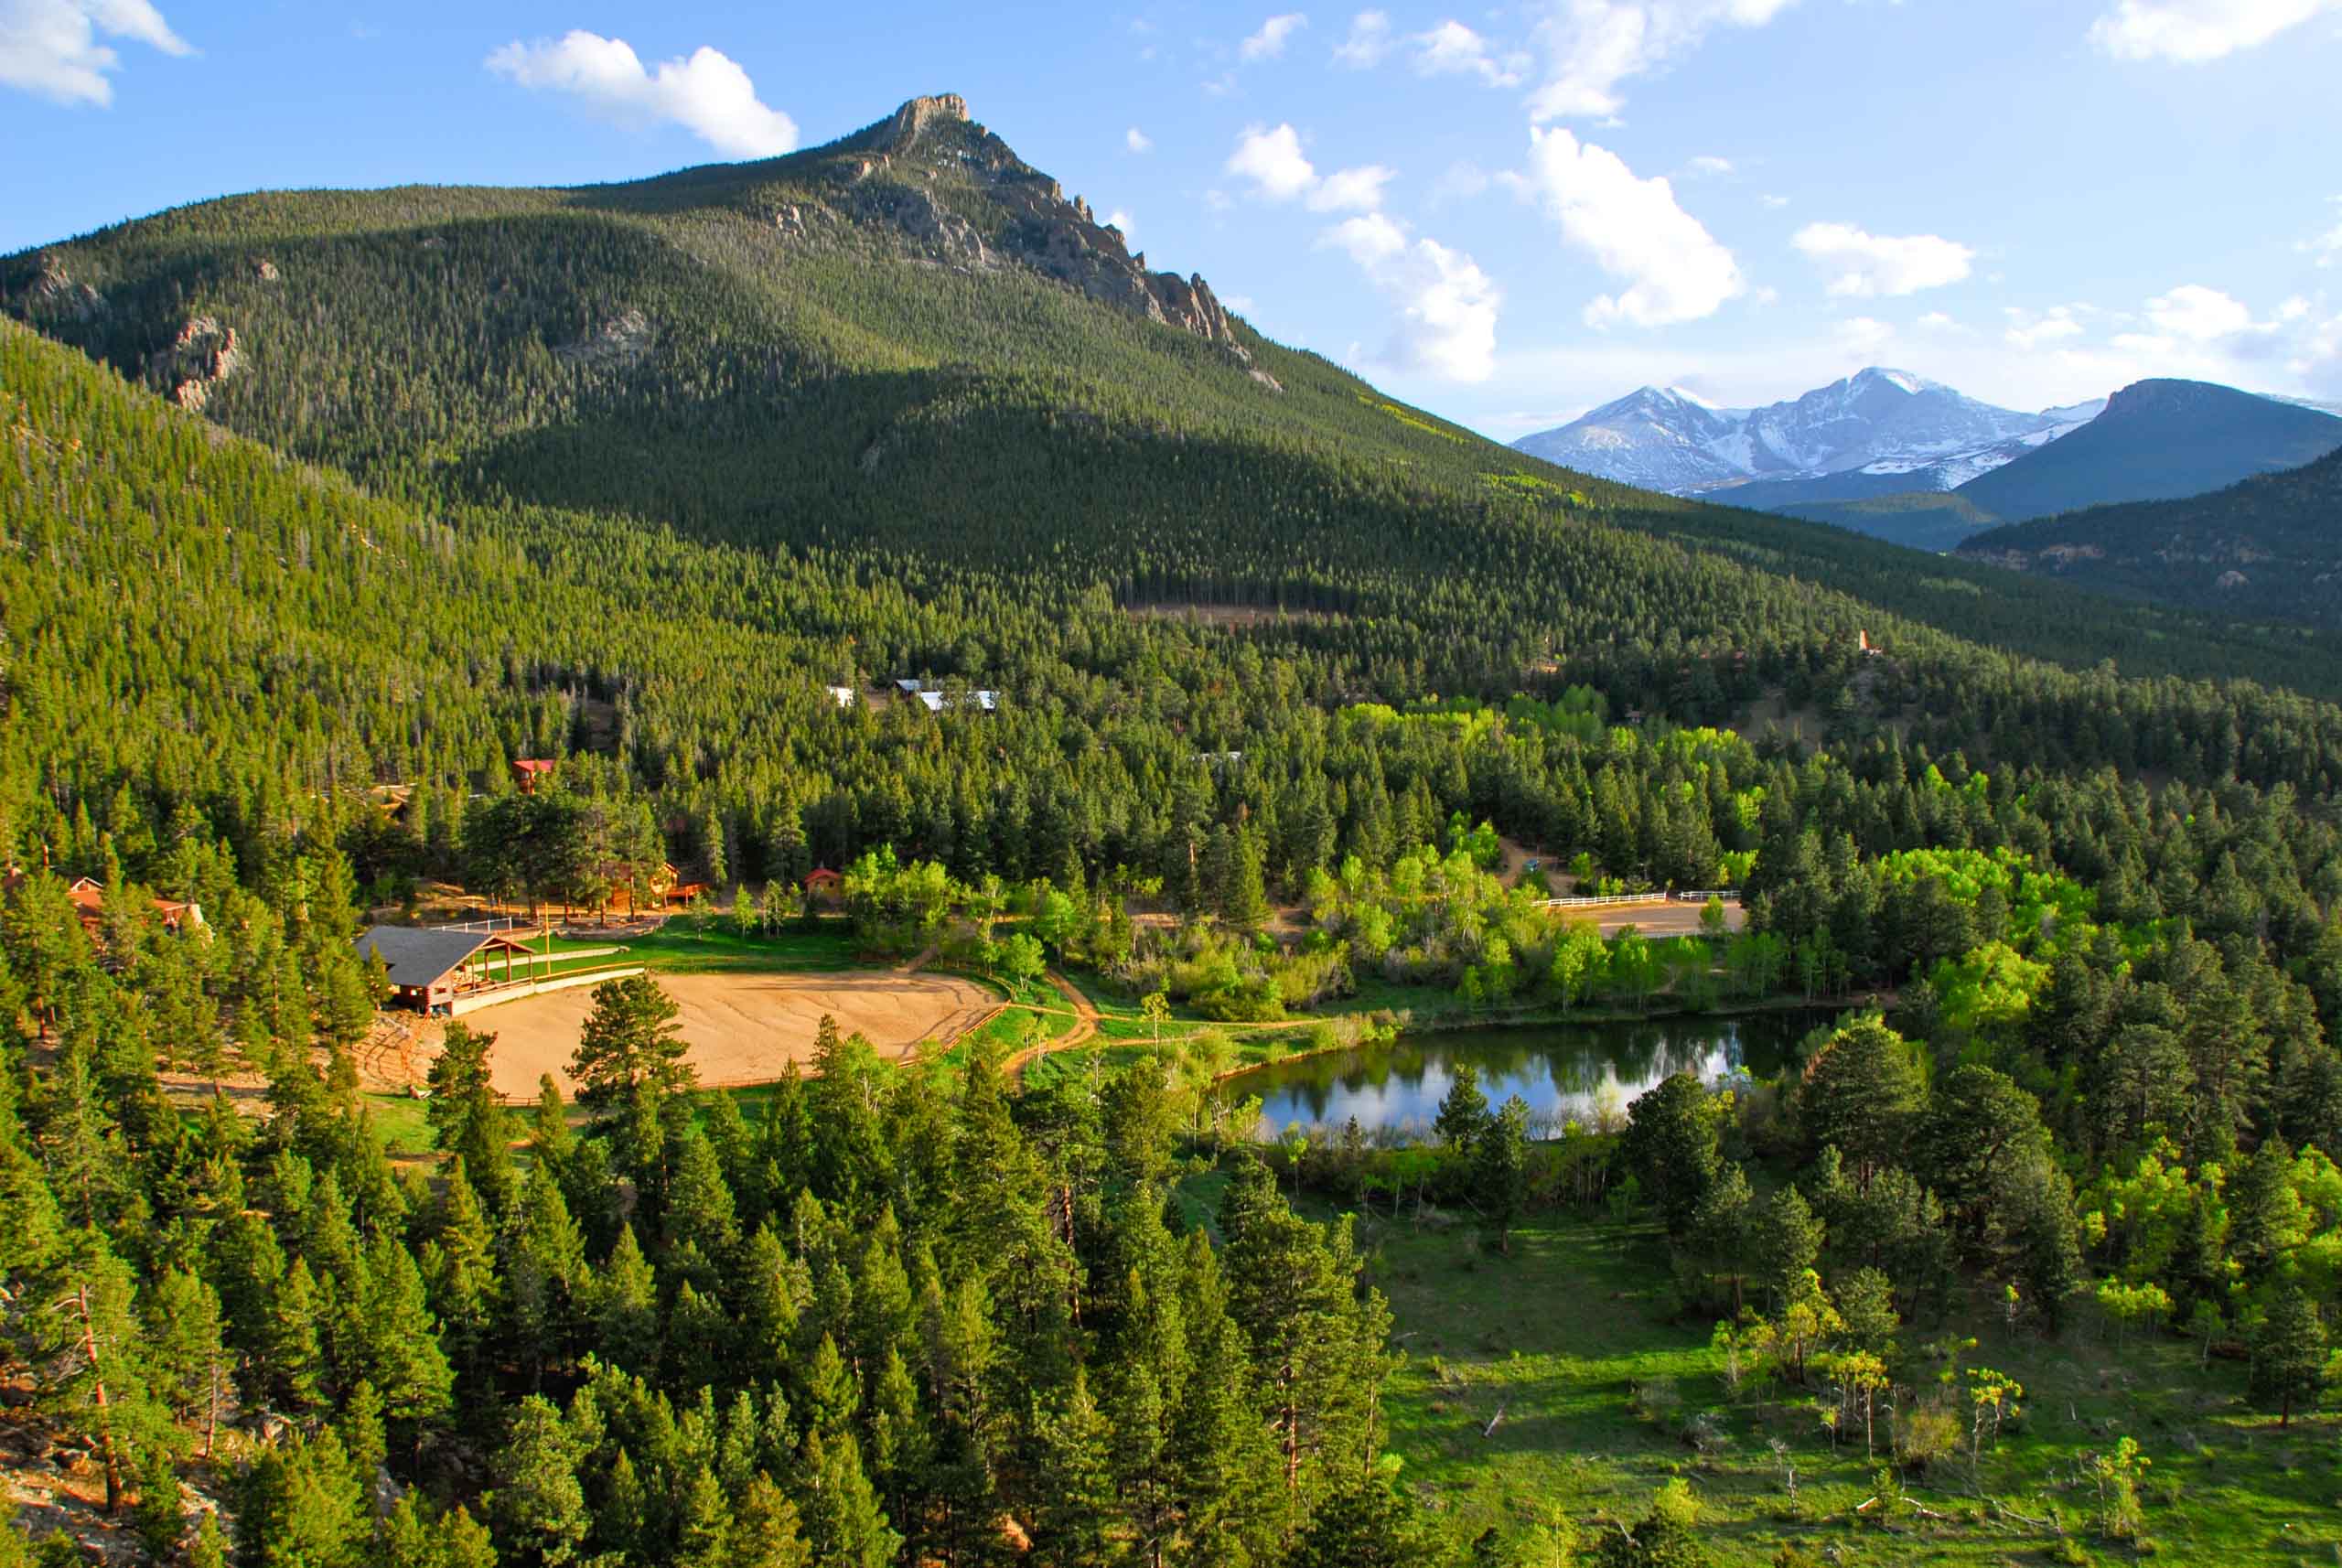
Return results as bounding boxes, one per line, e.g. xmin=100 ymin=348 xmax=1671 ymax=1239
xmin=1535 ymin=889 xmax=1741 ymax=910
xmin=447 ymin=964 xmax=644 ymax=1017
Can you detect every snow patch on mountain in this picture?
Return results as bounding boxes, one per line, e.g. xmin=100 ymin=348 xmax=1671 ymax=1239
xmin=1509 ymin=368 xmax=2103 ymax=499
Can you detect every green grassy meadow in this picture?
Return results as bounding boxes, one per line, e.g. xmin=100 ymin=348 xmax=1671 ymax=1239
xmin=1358 ymin=1208 xmax=2342 ymax=1565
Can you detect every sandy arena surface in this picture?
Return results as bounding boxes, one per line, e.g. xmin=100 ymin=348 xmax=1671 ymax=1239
xmin=451 ymin=970 xmax=997 ymax=1098
xmin=1563 ymin=899 xmax=1748 ymax=939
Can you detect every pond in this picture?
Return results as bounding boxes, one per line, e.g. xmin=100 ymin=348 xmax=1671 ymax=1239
xmin=1226 ymin=1011 xmax=1832 ymax=1139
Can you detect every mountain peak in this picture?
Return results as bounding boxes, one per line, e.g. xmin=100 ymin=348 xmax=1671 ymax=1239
xmin=1846 ymin=367 xmax=1936 ymax=396
xmin=878 ymin=93 xmax=972 ymax=149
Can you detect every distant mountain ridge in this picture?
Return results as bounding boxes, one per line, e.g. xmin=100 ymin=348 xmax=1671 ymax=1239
xmin=1950 ymin=378 xmax=2342 ymax=523
xmin=1510 ymin=368 xmax=2090 ymax=502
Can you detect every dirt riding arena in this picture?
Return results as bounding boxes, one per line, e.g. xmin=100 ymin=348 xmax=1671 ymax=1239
xmin=1557 ymin=898 xmax=1747 ymax=939
xmin=419 ymin=970 xmax=997 ymax=1099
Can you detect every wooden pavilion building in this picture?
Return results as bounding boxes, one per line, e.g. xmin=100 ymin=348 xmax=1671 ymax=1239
xmin=353 ymin=925 xmax=545 ymax=1015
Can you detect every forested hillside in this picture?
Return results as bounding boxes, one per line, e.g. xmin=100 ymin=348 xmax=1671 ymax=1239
xmin=9 ymin=97 xmax=2342 ymax=703
xmin=8 ymin=92 xmax=2342 ymax=1568
xmin=1962 ymin=447 xmax=2342 ymax=628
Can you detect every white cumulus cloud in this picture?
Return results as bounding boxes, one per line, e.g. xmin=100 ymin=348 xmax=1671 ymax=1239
xmin=1322 ymin=213 xmax=1502 ymax=381
xmin=0 ymin=0 xmax=191 ymax=107
xmin=1791 ymin=221 xmax=1975 ymax=298
xmin=1311 ymin=164 xmax=1394 ymax=212
xmin=1685 ymin=155 xmax=1735 ymax=176
xmin=1126 ymin=125 xmax=1154 ymax=154
xmin=1105 ymin=209 xmax=1135 ymax=240
xmin=1226 ymin=124 xmax=1321 ymax=201
xmin=1334 ymin=9 xmax=1392 ymax=65
xmin=487 ymin=30 xmax=798 ymax=157
xmin=1241 ymin=11 xmax=1309 ymax=60
xmin=1225 ymin=124 xmax=1391 ymax=211
xmin=1521 ymin=125 xmax=1744 ymax=328
xmin=1412 ymin=19 xmax=1528 ymax=85
xmin=2089 ymin=0 xmax=2341 ymax=62
xmin=1530 ymin=0 xmax=1801 ymax=121
xmin=2143 ymin=283 xmax=2258 ymax=340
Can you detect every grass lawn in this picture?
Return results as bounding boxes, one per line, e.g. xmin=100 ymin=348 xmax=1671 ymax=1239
xmin=621 ymin=920 xmax=866 ymax=973
xmin=1360 ymin=1208 xmax=2342 ymax=1564
xmin=366 ymin=1092 xmax=435 ymax=1158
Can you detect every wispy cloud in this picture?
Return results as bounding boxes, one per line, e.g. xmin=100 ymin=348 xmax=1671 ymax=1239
xmin=1333 ymin=8 xmax=1391 ymax=65
xmin=1529 ymin=0 xmax=1800 ymax=122
xmin=1411 ymin=19 xmax=1529 ymax=86
xmin=1126 ymin=125 xmax=1154 ymax=154
xmin=1240 ymin=11 xmax=1309 ymax=60
xmin=487 ymin=30 xmax=797 ymax=157
xmin=0 ymin=0 xmax=192 ymax=107
xmin=2089 ymin=0 xmax=2342 ymax=63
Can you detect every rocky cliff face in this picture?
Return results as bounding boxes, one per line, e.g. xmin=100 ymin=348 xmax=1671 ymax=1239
xmin=833 ymin=95 xmax=1251 ymax=360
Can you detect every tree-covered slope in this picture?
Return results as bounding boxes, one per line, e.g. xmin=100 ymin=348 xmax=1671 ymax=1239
xmin=1767 ymin=491 xmax=2003 ymax=553
xmin=1960 ymin=446 xmax=2342 ymax=627
xmin=15 ymin=93 xmax=2342 ymax=703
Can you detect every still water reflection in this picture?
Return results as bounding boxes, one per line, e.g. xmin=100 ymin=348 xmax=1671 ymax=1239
xmin=1228 ymin=1012 xmax=1828 ymax=1138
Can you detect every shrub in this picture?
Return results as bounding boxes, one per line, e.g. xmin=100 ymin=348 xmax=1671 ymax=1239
xmin=1630 ymin=1378 xmax=1682 ymax=1428
xmin=1894 ymin=1400 xmax=1961 ymax=1471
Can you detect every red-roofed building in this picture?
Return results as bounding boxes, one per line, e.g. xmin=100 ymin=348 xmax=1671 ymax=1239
xmin=5 ymin=871 xmax=203 ymax=933
xmin=511 ymin=758 xmax=558 ymax=793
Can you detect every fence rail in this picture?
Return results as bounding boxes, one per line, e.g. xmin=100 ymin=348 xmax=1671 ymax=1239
xmin=1535 ymin=889 xmax=1741 ymax=910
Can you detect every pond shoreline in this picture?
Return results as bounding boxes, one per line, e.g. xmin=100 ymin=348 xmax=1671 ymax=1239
xmin=1220 ymin=1004 xmax=1847 ymax=1133
xmin=1212 ymin=988 xmax=1877 ymax=1085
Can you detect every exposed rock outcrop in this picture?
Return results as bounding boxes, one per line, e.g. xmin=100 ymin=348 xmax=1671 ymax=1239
xmin=833 ymin=94 xmax=1252 ymax=360
xmin=555 ymin=308 xmax=658 ymax=369
xmin=147 ymin=315 xmax=242 ymax=410
xmin=18 ymin=253 xmax=106 ymax=324
xmin=874 ymin=93 xmax=971 ymax=152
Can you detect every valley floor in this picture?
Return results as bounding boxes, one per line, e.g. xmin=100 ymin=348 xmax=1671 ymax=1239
xmin=1361 ymin=1209 xmax=2339 ymax=1564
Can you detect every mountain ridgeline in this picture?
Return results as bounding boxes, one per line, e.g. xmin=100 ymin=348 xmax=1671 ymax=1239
xmin=1516 ymin=369 xmax=2342 ymax=551
xmin=1953 ymin=377 xmax=2342 ymax=522
xmin=13 ymin=98 xmax=2342 ymax=713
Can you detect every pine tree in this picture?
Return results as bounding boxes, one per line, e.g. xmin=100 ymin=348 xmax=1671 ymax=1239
xmin=596 ymin=1225 xmax=661 ymax=1376
xmin=567 ymin=975 xmax=695 ymax=1116
xmin=1285 ymin=1479 xmax=1434 ymax=1568
xmin=730 ymin=1474 xmax=814 ymax=1568
xmin=1434 ymin=1065 xmax=1490 ymax=1151
xmin=1028 ymin=1368 xmax=1117 ymax=1568
xmin=270 ymin=1255 xmax=330 ymax=1420
xmin=425 ymin=1023 xmax=515 ymax=1214
xmin=1623 ymin=1073 xmax=1720 ymax=1239
xmin=486 ymin=1394 xmax=590 ymax=1567
xmin=2250 ymin=1287 xmax=2329 ymax=1426
xmin=1471 ymin=1097 xmax=1531 ymax=1255
xmin=236 ymin=1427 xmax=369 ymax=1568
xmin=673 ymin=1468 xmax=736 ymax=1568
xmin=798 ymin=1428 xmax=899 ymax=1568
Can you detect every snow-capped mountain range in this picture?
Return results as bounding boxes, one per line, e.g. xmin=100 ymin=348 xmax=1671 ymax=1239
xmin=1510 ymin=368 xmax=2103 ymax=502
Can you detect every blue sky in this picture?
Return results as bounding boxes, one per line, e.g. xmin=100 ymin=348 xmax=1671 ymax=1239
xmin=5 ymin=0 xmax=2339 ymax=438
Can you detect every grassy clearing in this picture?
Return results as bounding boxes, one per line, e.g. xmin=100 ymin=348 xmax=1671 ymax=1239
xmin=1359 ymin=1208 xmax=2342 ymax=1565
xmin=620 ymin=920 xmax=865 ymax=973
